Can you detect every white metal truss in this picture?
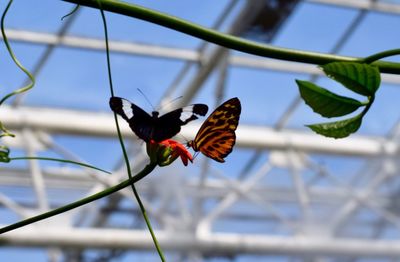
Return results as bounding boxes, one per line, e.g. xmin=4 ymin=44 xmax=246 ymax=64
xmin=2 ymin=0 xmax=400 ymax=261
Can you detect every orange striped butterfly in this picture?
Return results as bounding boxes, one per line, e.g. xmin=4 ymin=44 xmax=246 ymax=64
xmin=187 ymin=97 xmax=241 ymax=163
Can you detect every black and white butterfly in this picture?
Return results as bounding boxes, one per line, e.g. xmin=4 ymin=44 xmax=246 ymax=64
xmin=109 ymin=96 xmax=208 ymax=142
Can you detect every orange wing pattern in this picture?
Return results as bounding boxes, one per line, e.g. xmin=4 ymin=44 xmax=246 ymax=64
xmin=188 ymin=97 xmax=241 ymax=163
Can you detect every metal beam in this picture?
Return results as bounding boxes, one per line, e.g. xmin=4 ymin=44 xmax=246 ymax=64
xmin=4 ymin=29 xmax=400 ymax=85
xmin=0 ymin=105 xmax=398 ymax=156
xmin=177 ymin=0 xmax=270 ymax=106
xmin=230 ymin=56 xmax=400 ymax=85
xmin=3 ymin=227 xmax=400 ymax=258
xmin=0 ymin=167 xmax=390 ymax=207
xmin=307 ymin=0 xmax=400 ymax=15
xmin=3 ymin=29 xmax=200 ymax=61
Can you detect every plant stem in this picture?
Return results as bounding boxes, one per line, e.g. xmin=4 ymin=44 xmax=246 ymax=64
xmin=362 ymin=49 xmax=400 ymax=64
xmin=10 ymin=156 xmax=111 ymax=174
xmin=0 ymin=0 xmax=35 ymax=106
xmin=62 ymin=0 xmax=400 ymax=74
xmin=0 ymin=162 xmax=156 ymax=234
xmin=98 ymin=3 xmax=165 ymax=260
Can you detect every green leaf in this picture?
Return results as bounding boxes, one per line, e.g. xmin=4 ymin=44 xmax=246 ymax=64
xmin=307 ymin=115 xmax=362 ymax=139
xmin=297 ymin=80 xmax=363 ymax=118
xmin=320 ymin=62 xmax=381 ymax=96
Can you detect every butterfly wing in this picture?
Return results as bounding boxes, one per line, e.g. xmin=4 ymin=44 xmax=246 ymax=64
xmin=109 ymin=96 xmax=154 ymax=141
xmin=110 ymin=96 xmax=208 ymax=142
xmin=197 ymin=130 xmax=236 ymax=163
xmin=153 ymin=104 xmax=209 ymax=142
xmin=190 ymin=97 xmax=241 ymax=162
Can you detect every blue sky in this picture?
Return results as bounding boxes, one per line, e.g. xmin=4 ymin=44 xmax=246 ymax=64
xmin=1 ymin=0 xmax=400 ymax=261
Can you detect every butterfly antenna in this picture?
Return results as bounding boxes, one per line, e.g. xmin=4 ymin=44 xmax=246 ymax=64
xmin=158 ymin=95 xmax=183 ymax=111
xmin=137 ymin=88 xmax=156 ymax=111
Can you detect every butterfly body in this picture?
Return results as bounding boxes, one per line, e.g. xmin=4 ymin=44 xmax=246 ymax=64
xmin=188 ymin=97 xmax=241 ymax=163
xmin=110 ymin=97 xmax=208 ymax=142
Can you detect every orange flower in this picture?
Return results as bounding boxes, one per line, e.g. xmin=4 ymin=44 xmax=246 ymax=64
xmin=146 ymin=139 xmax=193 ymax=166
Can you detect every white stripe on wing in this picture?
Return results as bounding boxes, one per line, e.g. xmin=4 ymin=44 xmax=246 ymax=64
xmin=121 ymin=99 xmax=134 ymax=119
xmin=180 ymin=105 xmax=195 ymax=122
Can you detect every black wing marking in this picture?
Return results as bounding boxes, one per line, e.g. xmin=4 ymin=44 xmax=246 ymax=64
xmin=109 ymin=96 xmax=154 ymax=141
xmin=152 ymin=104 xmax=208 ymax=142
xmin=109 ymin=97 xmax=150 ymax=120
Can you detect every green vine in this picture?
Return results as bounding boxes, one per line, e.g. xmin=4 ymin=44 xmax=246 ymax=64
xmin=61 ymin=4 xmax=80 ymax=20
xmin=62 ymin=0 xmax=400 ymax=74
xmin=362 ymin=49 xmax=400 ymax=64
xmin=9 ymin=156 xmax=111 ymax=174
xmin=0 ymin=0 xmax=35 ymax=143
xmin=1 ymin=1 xmax=109 ymax=174
xmin=1 ymin=0 xmax=35 ymax=106
xmin=0 ymin=162 xmax=156 ymax=234
xmin=97 ymin=1 xmax=165 ymax=260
